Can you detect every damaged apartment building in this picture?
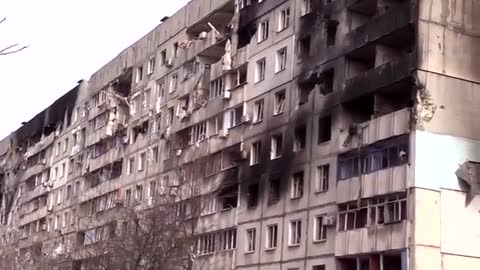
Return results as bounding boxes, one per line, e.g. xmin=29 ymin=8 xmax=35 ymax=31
xmin=0 ymin=0 xmax=479 ymax=269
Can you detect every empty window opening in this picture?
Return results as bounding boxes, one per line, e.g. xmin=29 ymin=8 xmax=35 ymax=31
xmin=318 ymin=69 xmax=334 ymax=95
xmin=268 ymin=178 xmax=281 ymax=205
xmin=346 ymin=46 xmax=376 ymax=79
xmin=299 ymin=35 xmax=311 ymax=59
xmin=246 ymin=184 xmax=259 ymax=208
xmin=318 ymin=115 xmax=332 ymax=143
xmin=326 ymin=20 xmax=339 ymax=46
xmin=218 ymin=184 xmax=238 ymax=210
xmin=294 ymin=125 xmax=306 ymax=152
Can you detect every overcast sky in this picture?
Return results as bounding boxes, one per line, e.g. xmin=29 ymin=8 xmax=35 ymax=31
xmin=0 ymin=0 xmax=190 ymax=139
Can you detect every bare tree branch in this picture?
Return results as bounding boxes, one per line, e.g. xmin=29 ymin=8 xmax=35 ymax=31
xmin=0 ymin=16 xmax=28 ymax=56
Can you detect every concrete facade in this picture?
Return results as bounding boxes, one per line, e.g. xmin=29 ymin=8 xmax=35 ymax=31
xmin=0 ymin=0 xmax=479 ymax=269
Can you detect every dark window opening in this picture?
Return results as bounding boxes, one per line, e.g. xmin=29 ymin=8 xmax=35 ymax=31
xmin=318 ymin=69 xmax=334 ymax=95
xmin=346 ymin=45 xmax=376 ymax=79
xmin=326 ymin=20 xmax=339 ymax=46
xmin=246 ymin=184 xmax=259 ymax=209
xmin=318 ymin=116 xmax=331 ymax=143
xmin=238 ymin=25 xmax=256 ymax=49
xmin=299 ymin=35 xmax=311 ymax=59
xmin=218 ymin=184 xmax=238 ymax=210
xmin=344 ymin=95 xmax=375 ymax=123
xmin=268 ymin=178 xmax=281 ymax=205
xmin=294 ymin=125 xmax=306 ymax=152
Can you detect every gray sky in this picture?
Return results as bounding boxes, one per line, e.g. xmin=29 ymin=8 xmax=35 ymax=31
xmin=0 ymin=0 xmax=190 ymax=139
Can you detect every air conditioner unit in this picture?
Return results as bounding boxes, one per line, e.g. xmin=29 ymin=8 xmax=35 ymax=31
xmin=219 ymin=129 xmax=228 ymax=139
xmin=198 ymin=31 xmax=208 ymax=40
xmin=222 ymin=90 xmax=231 ymax=100
xmin=166 ymin=58 xmax=174 ymax=68
xmin=241 ymin=114 xmax=251 ymax=123
xmin=322 ymin=215 xmax=336 ymax=226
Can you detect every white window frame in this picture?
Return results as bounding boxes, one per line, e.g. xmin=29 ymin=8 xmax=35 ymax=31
xmin=255 ymin=58 xmax=266 ymax=82
xmin=301 ymin=0 xmax=312 ymax=16
xmin=253 ymin=99 xmax=264 ymax=123
xmin=245 ymin=228 xmax=256 ymax=252
xmin=250 ymin=142 xmax=261 ymax=165
xmin=313 ymin=215 xmax=327 ymax=242
xmin=147 ymin=58 xmax=155 ymax=75
xmin=138 ymin=152 xmax=146 ymax=171
xmin=265 ymin=224 xmax=278 ymax=250
xmin=278 ymin=7 xmax=290 ymax=32
xmin=135 ymin=66 xmax=143 ymax=83
xmin=257 ymin=19 xmax=269 ymax=43
xmin=288 ymin=219 xmax=302 ymax=246
xmin=291 ymin=172 xmax=304 ymax=199
xmin=270 ymin=134 xmax=283 ymax=159
xmin=169 ymin=73 xmax=178 ymax=93
xmin=316 ymin=165 xmax=329 ymax=193
xmin=274 ymin=90 xmax=286 ymax=115
xmin=127 ymin=157 xmax=135 ymax=175
xmin=190 ymin=122 xmax=207 ymax=145
xmin=275 ymin=47 xmax=287 ymax=73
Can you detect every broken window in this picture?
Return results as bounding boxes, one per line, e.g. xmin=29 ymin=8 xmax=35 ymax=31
xmin=127 ymin=157 xmax=135 ymax=175
xmin=288 ymin=219 xmax=302 ymax=245
xmin=229 ymin=105 xmax=243 ymax=128
xmin=205 ymin=151 xmax=222 ymax=176
xmin=190 ymin=121 xmax=207 ymax=145
xmin=255 ymin=58 xmax=266 ymax=82
xmin=138 ymin=152 xmax=146 ymax=171
xmin=257 ymin=19 xmax=269 ymax=43
xmin=218 ymin=184 xmax=238 ymax=210
xmin=270 ymin=134 xmax=283 ymax=159
xmin=338 ymin=137 xmax=408 ymax=180
xmin=234 ymin=65 xmax=247 ymax=86
xmin=316 ymin=164 xmax=329 ymax=193
xmin=314 ymin=216 xmax=327 ymax=241
xmin=291 ymin=171 xmax=304 ymax=199
xmin=173 ymin=42 xmax=179 ymax=58
xmin=160 ymin=49 xmax=167 ymax=66
xmin=338 ymin=192 xmax=407 ymax=231
xmin=246 ymin=184 xmax=259 ymax=209
xmin=299 ymin=35 xmax=311 ymax=59
xmin=275 ymin=47 xmax=287 ymax=73
xmin=245 ymin=228 xmax=256 ymax=252
xmin=318 ymin=69 xmax=334 ymax=95
xmin=253 ymin=99 xmax=264 ymax=123
xmin=238 ymin=0 xmax=251 ymax=11
xmin=135 ymin=184 xmax=143 ymax=201
xmin=268 ymin=177 xmax=281 ymax=204
xmin=294 ymin=125 xmax=306 ymax=152
xmin=326 ymin=20 xmax=339 ymax=47
xmin=250 ymin=142 xmax=261 ymax=165
xmin=210 ymin=76 xmax=225 ymax=99
xmin=274 ymin=90 xmax=286 ymax=115
xmin=156 ymin=79 xmax=166 ymax=103
xmin=278 ymin=7 xmax=290 ymax=31
xmin=318 ymin=115 xmax=331 ymax=143
xmin=266 ymin=224 xmax=278 ymax=249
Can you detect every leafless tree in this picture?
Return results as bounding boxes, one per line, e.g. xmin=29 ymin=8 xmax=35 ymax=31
xmin=0 ymin=17 xmax=28 ymax=56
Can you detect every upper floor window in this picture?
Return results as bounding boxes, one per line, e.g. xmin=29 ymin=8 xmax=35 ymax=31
xmin=291 ymin=171 xmax=304 ymax=199
xmin=238 ymin=0 xmax=251 ymax=11
xmin=278 ymin=7 xmax=290 ymax=31
xmin=160 ymin=49 xmax=167 ymax=66
xmin=245 ymin=228 xmax=256 ymax=252
xmin=275 ymin=47 xmax=287 ymax=73
xmin=169 ymin=73 xmax=178 ymax=93
xmin=255 ymin=58 xmax=266 ymax=82
xmin=257 ymin=19 xmax=269 ymax=43
xmin=288 ymin=219 xmax=302 ymax=246
xmin=210 ymin=77 xmax=225 ymax=99
xmin=147 ymin=58 xmax=155 ymax=75
xmin=135 ymin=66 xmax=143 ymax=83
xmin=273 ymin=90 xmax=286 ymax=115
xmin=250 ymin=142 xmax=261 ymax=165
xmin=253 ymin=99 xmax=264 ymax=123
xmin=301 ymin=0 xmax=312 ymax=16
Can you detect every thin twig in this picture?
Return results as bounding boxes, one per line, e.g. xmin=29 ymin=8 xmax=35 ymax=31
xmin=0 ymin=44 xmax=29 ymax=56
